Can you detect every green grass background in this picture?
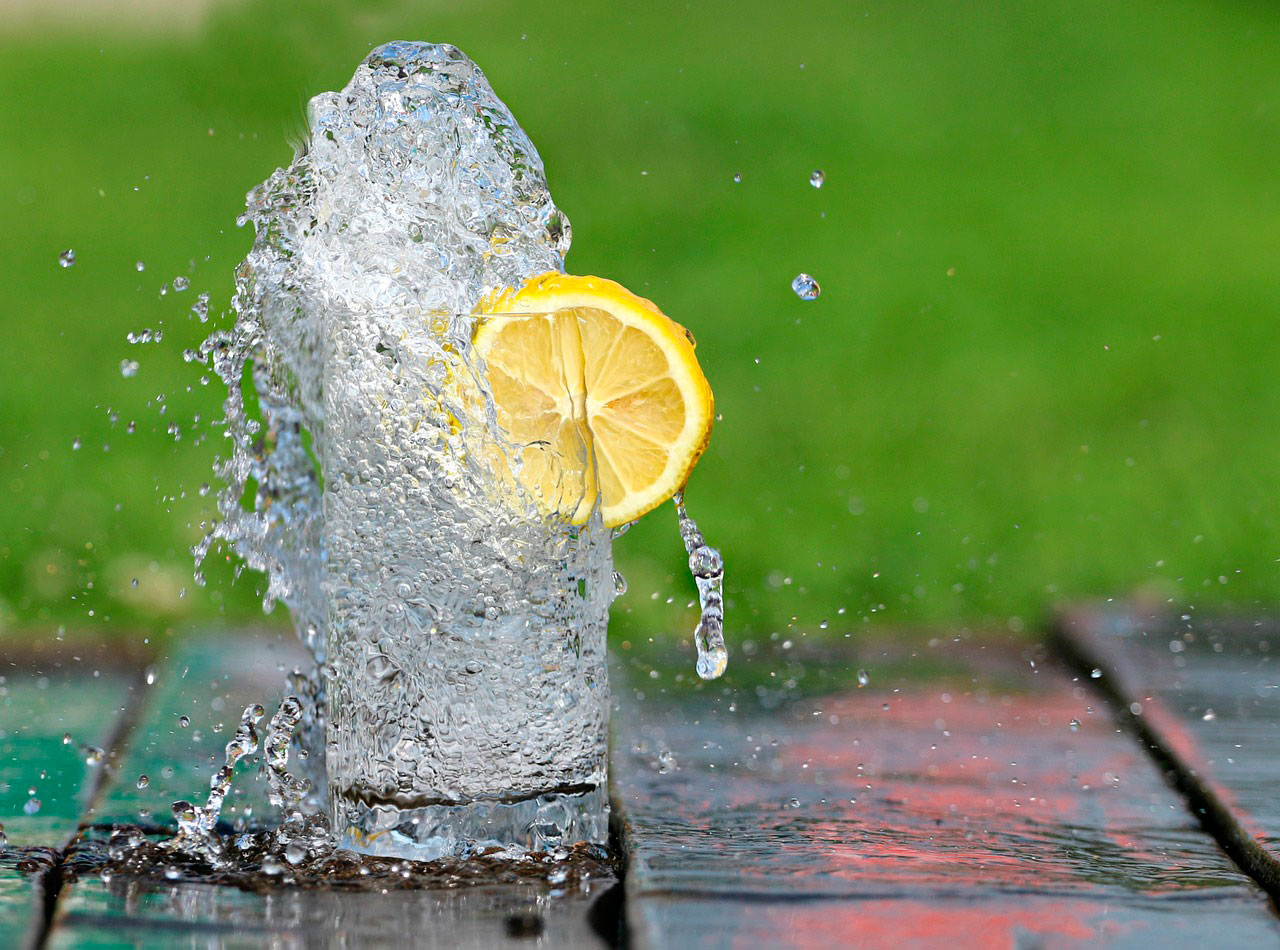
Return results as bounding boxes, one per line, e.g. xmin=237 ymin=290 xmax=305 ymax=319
xmin=2 ymin=0 xmax=1279 ymax=645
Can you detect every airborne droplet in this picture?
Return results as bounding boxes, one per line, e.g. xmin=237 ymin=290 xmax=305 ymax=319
xmin=791 ymin=273 xmax=820 ymax=301
xmin=58 ymin=249 xmax=76 ymax=268
xmin=809 ymin=169 xmax=825 ymax=188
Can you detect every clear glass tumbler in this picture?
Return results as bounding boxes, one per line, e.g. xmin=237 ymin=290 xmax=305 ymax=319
xmin=323 ymin=311 xmax=613 ymax=860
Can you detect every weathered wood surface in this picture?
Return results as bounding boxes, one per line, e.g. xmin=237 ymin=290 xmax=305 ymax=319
xmin=29 ymin=631 xmax=612 ymax=949
xmin=5 ymin=627 xmax=1280 ymax=947
xmin=50 ymin=878 xmax=614 ymax=949
xmin=612 ymin=639 xmax=1280 ymax=947
xmin=1054 ymin=604 xmax=1280 ymax=900
xmin=0 ymin=648 xmax=141 ymax=949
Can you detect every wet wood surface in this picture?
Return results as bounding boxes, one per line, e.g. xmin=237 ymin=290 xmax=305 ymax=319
xmin=1054 ymin=604 xmax=1280 ymax=901
xmin=611 ymin=638 xmax=1280 ymax=947
xmin=3 ymin=626 xmax=1280 ymax=947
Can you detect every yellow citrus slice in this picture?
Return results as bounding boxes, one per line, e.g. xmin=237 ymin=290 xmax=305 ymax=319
xmin=474 ymin=273 xmax=714 ymax=528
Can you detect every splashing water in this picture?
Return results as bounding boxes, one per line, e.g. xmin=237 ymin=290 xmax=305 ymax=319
xmin=674 ymin=492 xmax=728 ymax=680
xmin=175 ymin=40 xmax=725 ymax=867
xmin=166 ymin=703 xmax=264 ymax=866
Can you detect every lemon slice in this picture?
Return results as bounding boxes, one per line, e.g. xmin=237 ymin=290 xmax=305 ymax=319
xmin=474 ymin=273 xmax=714 ymax=528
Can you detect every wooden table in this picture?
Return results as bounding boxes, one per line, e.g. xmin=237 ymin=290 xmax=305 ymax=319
xmin=2 ymin=617 xmax=1279 ymax=947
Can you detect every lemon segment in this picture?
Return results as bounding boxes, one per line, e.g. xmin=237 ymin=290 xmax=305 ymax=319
xmin=474 ymin=273 xmax=714 ymax=528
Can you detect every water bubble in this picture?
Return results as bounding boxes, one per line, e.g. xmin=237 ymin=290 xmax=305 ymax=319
xmin=120 ymin=359 xmax=139 ymax=378
xmin=791 ymin=273 xmax=820 ymax=301
xmin=58 ymin=249 xmax=76 ymax=268
xmin=809 ymin=169 xmax=825 ymax=188
xmin=163 ymin=866 xmax=181 ymax=880
xmin=23 ymin=798 xmax=41 ymax=816
xmin=136 ymin=774 xmax=150 ymax=789
xmin=261 ymin=856 xmax=283 ymax=876
xmin=284 ymin=842 xmax=307 ymax=865
xmin=548 ymin=866 xmax=568 ymax=884
xmin=172 ymin=276 xmax=191 ymax=292
xmin=857 ymin=669 xmax=869 ymax=687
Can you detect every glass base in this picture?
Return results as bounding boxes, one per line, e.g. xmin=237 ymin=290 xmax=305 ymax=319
xmin=332 ymin=784 xmax=610 ymax=862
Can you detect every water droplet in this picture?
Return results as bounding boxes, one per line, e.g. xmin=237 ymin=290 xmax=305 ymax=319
xmin=136 ymin=774 xmax=149 ymax=789
xmin=548 ymin=866 xmax=568 ymax=884
xmin=857 ymin=669 xmax=869 ymax=687
xmin=1069 ymin=718 xmax=1080 ymax=732
xmin=284 ymin=841 xmax=307 ymax=865
xmin=787 ymin=798 xmax=801 ymax=808
xmin=1202 ymin=709 xmax=1216 ymax=721
xmin=613 ymin=571 xmax=627 ymax=596
xmin=135 ymin=260 xmax=146 ymax=272
xmin=84 ymin=746 xmax=105 ymax=766
xmin=791 ymin=273 xmax=820 ymax=301
xmin=120 ymin=359 xmax=139 ymax=379
xmin=261 ymin=855 xmax=283 ymax=875
xmin=1090 ymin=668 xmax=1102 ymax=679
xmin=71 ymin=437 xmax=82 ymax=451
xmin=57 ymin=249 xmax=76 ymax=268
xmin=179 ymin=715 xmax=191 ymax=728
xmin=173 ymin=276 xmax=191 ymax=292
xmin=732 ymin=173 xmax=743 ymax=183
xmin=62 ymin=733 xmax=73 ymax=745
xmin=809 ymin=169 xmax=825 ymax=188
xmin=0 ymin=827 xmax=7 ymax=848
xmin=23 ymin=798 xmax=41 ymax=816
xmin=163 ymin=866 xmax=181 ymax=880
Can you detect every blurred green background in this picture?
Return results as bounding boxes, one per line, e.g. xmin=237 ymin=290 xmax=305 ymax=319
xmin=2 ymin=0 xmax=1279 ymax=647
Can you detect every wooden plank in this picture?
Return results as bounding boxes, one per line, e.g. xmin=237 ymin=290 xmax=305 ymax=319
xmin=48 ymin=632 xmax=614 ymax=948
xmin=1054 ymin=604 xmax=1280 ymax=898
xmin=0 ymin=647 xmax=143 ymax=948
xmin=84 ymin=631 xmax=307 ymax=830
xmin=612 ymin=639 xmax=1280 ymax=947
xmin=50 ymin=879 xmax=612 ymax=948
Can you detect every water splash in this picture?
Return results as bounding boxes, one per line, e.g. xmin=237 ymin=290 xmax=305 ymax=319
xmin=674 ymin=491 xmax=727 ymax=680
xmin=166 ymin=702 xmax=264 ymax=866
xmin=264 ymin=696 xmax=311 ymax=821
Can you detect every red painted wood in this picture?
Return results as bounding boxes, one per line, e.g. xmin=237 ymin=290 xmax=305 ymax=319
xmin=613 ymin=639 xmax=1280 ymax=947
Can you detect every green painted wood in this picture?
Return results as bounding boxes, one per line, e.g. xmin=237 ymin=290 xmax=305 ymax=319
xmin=85 ymin=632 xmax=307 ymax=830
xmin=0 ymin=654 xmax=142 ymax=948
xmin=48 ymin=632 xmax=613 ymax=948
xmin=50 ymin=878 xmax=611 ymax=949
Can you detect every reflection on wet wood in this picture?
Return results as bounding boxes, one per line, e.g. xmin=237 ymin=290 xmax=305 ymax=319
xmin=39 ymin=633 xmax=613 ymax=949
xmin=0 ymin=661 xmax=139 ymax=948
xmin=50 ymin=877 xmax=613 ymax=949
xmin=1054 ymin=604 xmax=1280 ymax=900
xmin=612 ymin=638 xmax=1280 ymax=947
